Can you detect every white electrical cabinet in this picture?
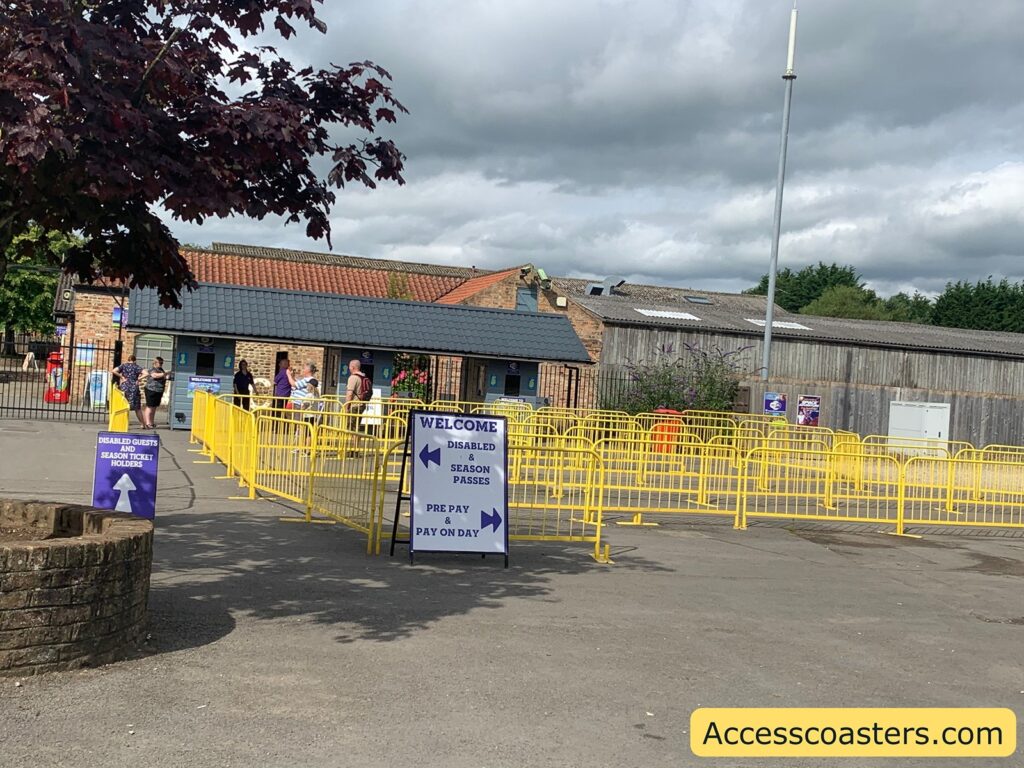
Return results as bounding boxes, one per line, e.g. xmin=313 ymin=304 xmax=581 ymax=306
xmin=888 ymin=401 xmax=951 ymax=442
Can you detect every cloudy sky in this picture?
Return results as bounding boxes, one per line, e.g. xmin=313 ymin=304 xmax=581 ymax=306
xmin=167 ymin=0 xmax=1024 ymax=297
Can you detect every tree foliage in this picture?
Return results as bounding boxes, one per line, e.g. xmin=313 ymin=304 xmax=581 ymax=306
xmin=747 ymin=262 xmax=941 ymax=325
xmin=600 ymin=343 xmax=750 ymax=414
xmin=932 ymin=278 xmax=1024 ymax=333
xmin=799 ymin=285 xmax=888 ymax=320
xmin=746 ymin=262 xmax=863 ymax=313
xmin=0 ymin=0 xmax=406 ymax=306
xmin=0 ymin=226 xmax=80 ymax=334
xmin=882 ymin=291 xmax=933 ymax=324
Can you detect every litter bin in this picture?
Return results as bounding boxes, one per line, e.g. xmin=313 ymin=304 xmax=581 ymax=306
xmin=43 ymin=352 xmax=70 ymax=404
xmin=652 ymin=407 xmax=683 ymax=453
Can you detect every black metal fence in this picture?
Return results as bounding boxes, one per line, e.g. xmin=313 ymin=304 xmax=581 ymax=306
xmin=0 ymin=334 xmax=118 ymax=421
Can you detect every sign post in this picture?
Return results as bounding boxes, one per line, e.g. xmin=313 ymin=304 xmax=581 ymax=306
xmin=92 ymin=432 xmax=160 ymax=520
xmin=405 ymin=411 xmax=509 ymax=565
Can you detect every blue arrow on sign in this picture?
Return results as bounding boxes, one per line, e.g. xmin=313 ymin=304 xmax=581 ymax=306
xmin=419 ymin=444 xmax=441 ymax=469
xmin=481 ymin=508 xmax=502 ymax=532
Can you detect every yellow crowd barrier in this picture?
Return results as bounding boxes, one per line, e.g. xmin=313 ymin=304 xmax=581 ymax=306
xmin=189 ymin=393 xmax=1024 ymax=554
xmin=108 ymin=387 xmax=130 ymax=433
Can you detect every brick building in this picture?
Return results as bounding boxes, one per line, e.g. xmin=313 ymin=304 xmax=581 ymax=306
xmin=57 ymin=241 xmax=769 ymax=411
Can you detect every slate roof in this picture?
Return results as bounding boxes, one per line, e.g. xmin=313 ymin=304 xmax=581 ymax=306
xmin=435 ymin=267 xmax=524 ymax=304
xmin=576 ymin=295 xmax=1024 ymax=360
xmin=209 ymin=242 xmax=484 ymax=278
xmin=127 ymin=283 xmax=592 ymax=363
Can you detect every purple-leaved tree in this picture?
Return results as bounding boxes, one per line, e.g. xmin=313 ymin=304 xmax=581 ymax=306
xmin=0 ymin=0 xmax=406 ymax=305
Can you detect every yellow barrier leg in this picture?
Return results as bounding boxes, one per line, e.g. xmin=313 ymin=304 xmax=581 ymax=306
xmin=591 ymin=541 xmax=614 ymax=564
xmin=616 ymin=511 xmax=658 ymax=527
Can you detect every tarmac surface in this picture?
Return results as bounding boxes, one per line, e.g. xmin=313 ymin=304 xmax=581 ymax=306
xmin=1 ymin=419 xmax=1023 ymax=767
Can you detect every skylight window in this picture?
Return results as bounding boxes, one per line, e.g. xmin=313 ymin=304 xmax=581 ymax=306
xmin=745 ymin=319 xmax=811 ymax=331
xmin=684 ymin=295 xmax=713 ymax=304
xmin=635 ymin=309 xmax=701 ymax=321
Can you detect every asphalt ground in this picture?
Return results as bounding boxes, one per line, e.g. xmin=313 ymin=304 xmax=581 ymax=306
xmin=1 ymin=419 xmax=1023 ymax=768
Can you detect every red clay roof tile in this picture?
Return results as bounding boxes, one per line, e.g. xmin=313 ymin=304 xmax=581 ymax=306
xmin=435 ymin=268 xmax=523 ymax=304
xmin=182 ymin=250 xmax=463 ymax=302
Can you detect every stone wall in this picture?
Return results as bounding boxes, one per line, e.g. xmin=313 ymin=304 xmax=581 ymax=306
xmin=235 ymin=342 xmax=326 ymax=389
xmin=0 ymin=501 xmax=153 ymax=676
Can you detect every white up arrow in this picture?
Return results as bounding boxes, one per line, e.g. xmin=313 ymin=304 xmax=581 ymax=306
xmin=113 ymin=473 xmax=136 ymax=513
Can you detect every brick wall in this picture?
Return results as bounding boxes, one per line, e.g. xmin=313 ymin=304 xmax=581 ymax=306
xmin=456 ymin=274 xmax=520 ymax=310
xmin=0 ymin=501 xmax=153 ymax=676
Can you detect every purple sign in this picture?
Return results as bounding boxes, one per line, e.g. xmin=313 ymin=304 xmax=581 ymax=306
xmin=92 ymin=432 xmax=160 ymax=520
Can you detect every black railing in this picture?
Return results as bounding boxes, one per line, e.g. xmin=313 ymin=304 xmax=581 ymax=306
xmin=0 ymin=335 xmax=117 ymax=421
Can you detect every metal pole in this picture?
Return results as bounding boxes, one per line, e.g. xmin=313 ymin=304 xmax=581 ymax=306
xmin=761 ymin=6 xmax=798 ymax=382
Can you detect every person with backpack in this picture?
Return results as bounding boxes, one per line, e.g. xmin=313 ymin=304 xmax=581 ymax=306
xmin=345 ymin=359 xmax=373 ymax=413
xmin=344 ymin=359 xmax=373 ymax=451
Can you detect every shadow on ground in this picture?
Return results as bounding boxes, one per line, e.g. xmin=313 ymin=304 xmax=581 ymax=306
xmin=144 ymin=507 xmax=672 ymax=651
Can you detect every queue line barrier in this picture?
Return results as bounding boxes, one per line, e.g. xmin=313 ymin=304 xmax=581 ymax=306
xmin=188 ymin=392 xmax=1024 ymax=557
xmin=108 ymin=387 xmax=130 ymax=432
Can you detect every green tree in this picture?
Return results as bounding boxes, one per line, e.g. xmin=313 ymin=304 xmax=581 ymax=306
xmin=883 ymin=291 xmax=933 ymax=324
xmin=1 ymin=227 xmax=80 ymax=338
xmin=800 ymin=285 xmax=889 ymax=320
xmin=932 ymin=278 xmax=1024 ymax=332
xmin=746 ymin=262 xmax=863 ymax=313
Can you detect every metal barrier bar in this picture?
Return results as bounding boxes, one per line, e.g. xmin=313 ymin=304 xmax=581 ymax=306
xmin=251 ymin=415 xmax=315 ymax=505
xmin=902 ymin=456 xmax=1024 ymax=528
xmin=308 ymin=424 xmax=386 ymax=553
xmin=737 ymin=446 xmax=897 ymax=529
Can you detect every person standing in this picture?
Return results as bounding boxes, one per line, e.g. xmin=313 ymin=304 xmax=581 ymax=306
xmin=273 ymin=358 xmax=292 ymax=413
xmin=344 ymin=359 xmax=370 ymax=415
xmin=233 ymin=359 xmax=255 ymax=410
xmin=141 ymin=356 xmax=167 ymax=428
xmin=290 ymin=362 xmax=320 ymax=412
xmin=344 ymin=359 xmax=372 ymax=452
xmin=290 ymin=362 xmax=321 ymax=451
xmin=111 ymin=355 xmax=145 ymax=427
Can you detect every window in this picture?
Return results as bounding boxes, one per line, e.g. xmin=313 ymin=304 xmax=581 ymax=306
xmin=516 ymin=286 xmax=538 ymax=312
xmin=684 ymin=295 xmax=713 ymax=304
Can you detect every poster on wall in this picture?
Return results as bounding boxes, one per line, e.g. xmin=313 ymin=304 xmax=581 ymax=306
xmin=75 ymin=343 xmax=96 ymax=366
xmin=187 ymin=376 xmax=222 ymax=397
xmin=797 ymin=395 xmax=821 ymax=427
xmin=763 ymin=391 xmax=788 ymax=416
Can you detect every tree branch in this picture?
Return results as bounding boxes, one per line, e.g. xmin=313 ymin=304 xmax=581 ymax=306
xmin=134 ymin=18 xmax=192 ymax=103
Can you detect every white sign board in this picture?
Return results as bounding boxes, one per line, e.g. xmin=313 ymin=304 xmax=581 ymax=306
xmin=410 ymin=411 xmax=509 ymax=555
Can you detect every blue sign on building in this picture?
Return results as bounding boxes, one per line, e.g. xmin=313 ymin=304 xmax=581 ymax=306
xmin=92 ymin=432 xmax=160 ymax=520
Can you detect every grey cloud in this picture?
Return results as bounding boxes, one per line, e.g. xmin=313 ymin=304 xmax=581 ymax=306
xmin=167 ymin=1 xmax=1024 ymax=298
